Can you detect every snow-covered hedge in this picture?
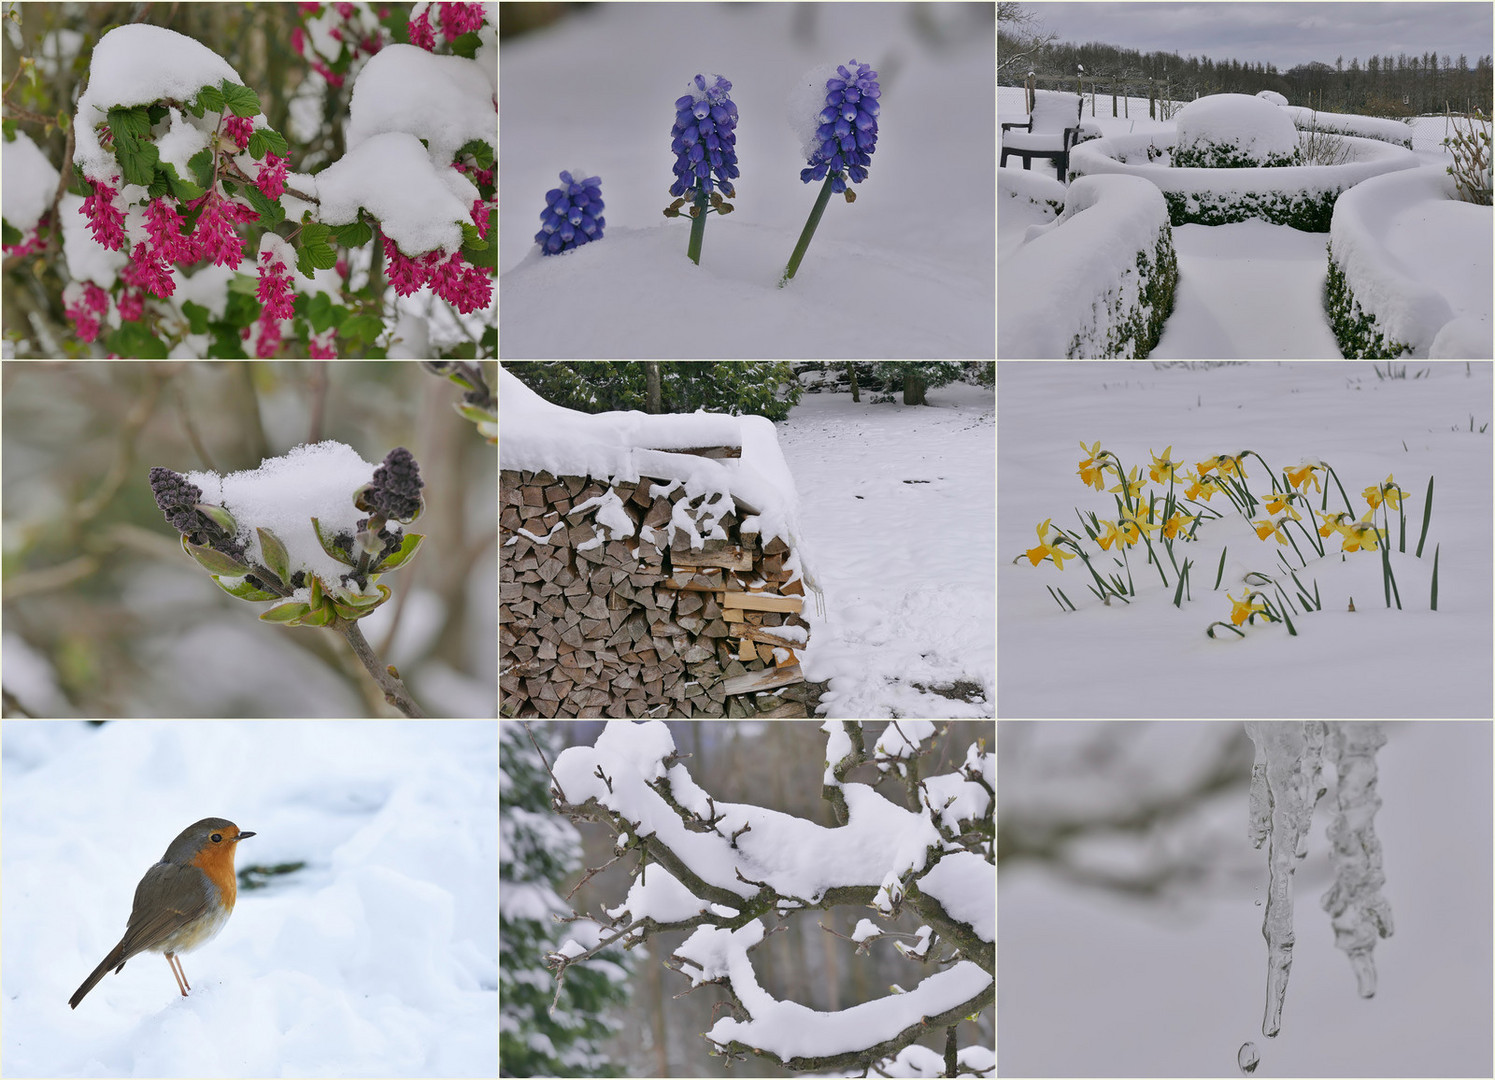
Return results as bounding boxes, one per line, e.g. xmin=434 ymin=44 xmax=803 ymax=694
xmin=1326 ymin=164 xmax=1492 ymax=358
xmin=999 ymin=174 xmax=1177 ymax=358
xmin=1256 ymin=90 xmax=1289 ymax=106
xmin=1069 ymin=130 xmax=1418 ymax=231
xmin=1282 ymin=105 xmax=1415 ymax=149
xmin=999 ymin=167 xmax=1066 ymax=222
xmin=1174 ymin=93 xmax=1300 ymax=168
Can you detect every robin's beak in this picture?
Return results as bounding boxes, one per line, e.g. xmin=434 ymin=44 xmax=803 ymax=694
xmin=236 ymin=831 xmax=257 ymax=841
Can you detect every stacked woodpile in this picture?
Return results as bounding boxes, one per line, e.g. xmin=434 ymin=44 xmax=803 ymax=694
xmin=501 ymin=456 xmax=814 ymax=718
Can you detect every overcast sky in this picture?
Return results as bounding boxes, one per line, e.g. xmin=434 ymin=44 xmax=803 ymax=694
xmin=1019 ymin=2 xmax=1494 ymax=70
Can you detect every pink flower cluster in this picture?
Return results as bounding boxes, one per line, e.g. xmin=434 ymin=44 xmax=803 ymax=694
xmin=257 ymin=153 xmax=289 ymax=200
xmin=409 ymin=3 xmax=485 ymax=50
xmin=224 ymin=115 xmax=256 ymax=152
xmin=293 ymin=1 xmax=387 ymax=85
xmin=2 ymin=215 xmax=49 ymax=258
xmin=385 ymin=235 xmax=492 ymax=314
xmin=144 ymin=197 xmax=196 ymax=264
xmin=256 ymin=250 xmax=297 ymax=321
xmin=65 ymin=282 xmax=111 ymax=343
xmin=192 ymin=193 xmax=259 ymax=268
xmin=122 ymin=242 xmax=177 ymax=299
xmin=80 ymin=178 xmax=128 ymax=251
xmin=308 ymin=330 xmax=337 ymax=358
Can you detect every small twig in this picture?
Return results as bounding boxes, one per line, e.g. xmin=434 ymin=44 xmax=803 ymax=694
xmin=524 ymin=722 xmax=568 ymax=804
xmin=337 ymin=618 xmax=425 ymax=716
xmin=593 ymin=765 xmax=614 ymax=793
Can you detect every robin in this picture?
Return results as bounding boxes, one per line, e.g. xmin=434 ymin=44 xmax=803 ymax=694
xmin=69 ymin=818 xmax=255 ymax=1009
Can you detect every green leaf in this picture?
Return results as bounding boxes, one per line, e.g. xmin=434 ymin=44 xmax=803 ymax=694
xmin=375 ymin=532 xmax=424 ymax=572
xmin=331 ymin=219 xmax=373 ymax=247
xmin=450 ymin=29 xmax=482 ymax=58
xmin=247 ymin=130 xmax=268 ymax=161
xmin=456 ymin=402 xmax=495 ymax=426
xmin=306 ymin=292 xmax=344 ymax=334
xmin=259 ymin=128 xmax=288 ymax=156
xmin=240 ymin=181 xmax=284 ymax=228
xmin=221 ymin=80 xmax=261 ymax=118
xmin=259 ymin=601 xmax=311 ymax=624
xmin=116 ymin=137 xmax=160 ymax=187
xmin=168 ymin=171 xmax=205 ymax=203
xmin=195 ymin=502 xmax=238 ymax=534
xmin=195 ymin=83 xmax=225 ymax=114
xmin=1 ymin=219 xmax=23 ymax=247
xmin=311 ymin=516 xmax=357 ymax=566
xmin=181 ymin=301 xmax=210 ymax=335
xmin=182 ymin=535 xmax=249 ymax=576
xmin=187 ymin=147 xmax=215 ymax=190
xmin=459 ymin=221 xmax=488 ymax=250
xmin=256 ymin=526 xmax=291 ymax=584
xmin=341 ymin=313 xmax=384 ymax=346
xmin=107 ymin=105 xmax=150 ymax=139
xmin=298 ymin=601 xmax=335 ymax=627
xmin=105 ymin=320 xmax=169 ymax=358
xmin=147 ymin=172 xmax=171 ymax=200
xmin=456 ymin=138 xmax=494 ymax=170
xmin=146 ymin=104 xmax=169 ymax=126
xmin=211 ymin=575 xmax=280 ymax=602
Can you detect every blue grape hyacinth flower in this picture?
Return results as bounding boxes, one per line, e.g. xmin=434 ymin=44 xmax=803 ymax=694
xmin=664 ymin=73 xmax=739 ymax=265
xmin=801 ymin=60 xmax=880 ymax=193
xmin=536 ymin=171 xmax=604 ymax=256
xmin=781 ymin=60 xmax=881 ymax=286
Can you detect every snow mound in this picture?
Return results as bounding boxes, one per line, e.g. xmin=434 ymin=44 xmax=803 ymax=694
xmin=2 ymin=132 xmax=61 ymax=234
xmin=1174 ymin=93 xmax=1300 ymax=168
xmin=1256 ymin=90 xmax=1289 ymax=106
xmin=1429 ymin=316 xmax=1490 ymax=359
xmin=1329 ymin=164 xmax=1490 ymax=356
xmin=998 ymin=173 xmax=1174 ymax=358
xmin=1283 ymin=106 xmax=1415 ymax=149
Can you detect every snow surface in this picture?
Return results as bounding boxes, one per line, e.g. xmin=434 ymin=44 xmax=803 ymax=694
xmin=309 ymin=132 xmax=470 ymax=257
xmin=1330 ymin=164 xmax=1492 ymax=357
xmin=1175 ymin=93 xmax=1300 ymax=163
xmin=73 ymin=24 xmax=245 ymax=184
xmin=2 ymin=131 xmax=60 ymax=233
xmin=498 ymin=368 xmax=803 ymax=555
xmin=1 ymin=720 xmax=496 ymax=1077
xmin=998 ymin=172 xmax=1172 ymax=358
xmin=774 ymin=384 xmax=994 ymax=718
xmin=344 ymin=44 xmax=496 ymax=167
xmin=500 ymin=2 xmax=994 ymax=358
xmin=183 ymin=441 xmax=378 ymax=589
xmin=1282 ymin=105 xmax=1415 ymax=147
xmin=999 ymin=362 xmax=1493 ymax=718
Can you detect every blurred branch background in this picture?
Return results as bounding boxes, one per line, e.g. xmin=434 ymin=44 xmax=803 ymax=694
xmin=1 ymin=360 xmax=497 ymax=717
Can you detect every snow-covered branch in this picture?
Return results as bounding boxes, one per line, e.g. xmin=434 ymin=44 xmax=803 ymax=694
xmin=545 ymin=721 xmax=994 ymax=1076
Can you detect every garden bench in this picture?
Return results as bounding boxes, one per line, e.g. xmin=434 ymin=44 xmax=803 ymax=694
xmin=1001 ymin=91 xmax=1085 ymax=183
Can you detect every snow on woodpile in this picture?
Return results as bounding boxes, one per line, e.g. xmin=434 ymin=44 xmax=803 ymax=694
xmin=499 ymin=370 xmax=816 ymax=718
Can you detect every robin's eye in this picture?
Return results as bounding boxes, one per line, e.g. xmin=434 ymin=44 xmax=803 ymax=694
xmin=211 ymin=833 xmax=223 ymax=843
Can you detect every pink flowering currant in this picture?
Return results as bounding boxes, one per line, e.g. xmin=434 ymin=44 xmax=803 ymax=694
xmin=117 ymin=287 xmax=146 ymax=323
xmin=437 ymin=2 xmax=485 ymax=40
xmin=256 ymin=153 xmax=289 ymax=201
xmin=122 ymin=242 xmax=177 ymax=299
xmin=143 ymin=197 xmax=196 ymax=264
xmin=308 ymin=329 xmax=338 ymax=358
xmin=223 ymin=115 xmax=256 ymax=152
xmin=80 ymin=178 xmax=128 ymax=252
xmin=192 ymin=193 xmax=259 ymax=268
xmin=64 ymin=281 xmax=111 ymax=344
xmin=408 ymin=10 xmax=436 ymax=50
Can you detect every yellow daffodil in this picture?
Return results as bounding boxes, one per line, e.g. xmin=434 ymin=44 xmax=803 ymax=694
xmin=1284 ymin=462 xmax=1322 ymax=493
xmin=1182 ymin=470 xmax=1221 ymax=501
xmin=1362 ymin=473 xmax=1406 ymax=511
xmin=1260 ymin=490 xmax=1301 ymax=517
xmin=1198 ymin=453 xmax=1246 ymax=479
xmin=1118 ymin=506 xmax=1160 ymax=545
xmin=1026 ymin=519 xmax=1075 ymax=569
xmin=1339 ymin=521 xmax=1381 ymax=552
xmin=1227 ymin=590 xmax=1268 ymax=626
xmin=1095 ymin=519 xmax=1122 ymax=551
xmin=1148 ymin=445 xmax=1183 ymax=484
xmin=1107 ymin=465 xmax=1148 ymax=502
xmin=1077 ymin=441 xmax=1109 ymax=491
xmin=1317 ymin=509 xmax=1353 ymax=538
xmin=1252 ymin=515 xmax=1293 ymax=545
xmin=1162 ymin=511 xmax=1196 ymax=540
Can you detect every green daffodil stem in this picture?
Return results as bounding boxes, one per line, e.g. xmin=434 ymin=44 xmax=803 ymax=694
xmin=687 ymin=190 xmax=710 ymax=266
xmin=780 ymin=174 xmax=837 ymax=286
xmin=1398 ymin=500 xmax=1406 ymax=552
xmin=1325 ymin=465 xmax=1355 ymax=515
xmin=1430 ymin=543 xmax=1440 ymax=610
xmin=1415 ymin=474 xmax=1434 ymax=557
xmin=1214 ymin=546 xmax=1228 ymax=590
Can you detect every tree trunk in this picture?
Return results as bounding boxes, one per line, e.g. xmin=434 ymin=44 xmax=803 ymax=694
xmin=903 ymin=370 xmax=928 ymax=406
xmin=644 ymin=362 xmax=662 ymax=414
xmin=847 ymin=362 xmax=860 ymax=402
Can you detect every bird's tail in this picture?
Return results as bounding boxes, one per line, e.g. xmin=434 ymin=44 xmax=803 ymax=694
xmin=68 ymin=942 xmax=128 ymax=1009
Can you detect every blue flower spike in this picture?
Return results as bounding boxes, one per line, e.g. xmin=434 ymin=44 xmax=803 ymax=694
xmin=781 ymin=60 xmax=880 ymax=286
xmin=536 ymin=170 xmax=605 ymax=256
xmin=664 ymin=73 xmax=739 ymax=266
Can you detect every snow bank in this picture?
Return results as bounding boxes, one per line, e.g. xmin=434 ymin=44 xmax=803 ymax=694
xmin=499 ymin=370 xmax=801 ymax=544
xmin=1070 ymin=130 xmax=1418 ymax=230
xmin=1256 ymin=90 xmax=1289 ymax=107
xmin=1283 ymin=105 xmax=1415 ymax=149
xmin=998 ymin=174 xmax=1177 ymax=358
xmin=2 ymin=132 xmax=60 ymax=234
xmin=1175 ymin=94 xmax=1299 ymax=167
xmin=344 ymin=44 xmax=495 ymax=166
xmin=1327 ymin=164 xmax=1492 ymax=357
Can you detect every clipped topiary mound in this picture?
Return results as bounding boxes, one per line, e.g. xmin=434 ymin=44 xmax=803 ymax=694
xmin=1174 ymin=93 xmax=1301 ymax=168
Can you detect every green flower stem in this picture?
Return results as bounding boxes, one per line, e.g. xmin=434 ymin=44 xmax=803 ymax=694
xmin=1415 ymin=474 xmax=1435 ymax=557
xmin=687 ymin=190 xmax=709 ymax=266
xmin=779 ymin=174 xmax=836 ymax=286
xmin=338 ymin=618 xmax=425 ymax=717
xmin=1430 ymin=543 xmax=1440 ymax=610
xmin=1214 ymin=546 xmax=1228 ymax=590
xmin=1324 ymin=464 xmax=1355 ymax=515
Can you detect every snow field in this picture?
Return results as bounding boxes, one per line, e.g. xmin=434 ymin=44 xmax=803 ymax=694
xmin=998 ymin=362 xmax=1493 ymax=717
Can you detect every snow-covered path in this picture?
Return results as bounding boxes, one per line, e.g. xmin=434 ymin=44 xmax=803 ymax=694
xmin=778 ymin=386 xmax=995 ymax=718
xmin=1152 ymin=221 xmax=1344 ymax=358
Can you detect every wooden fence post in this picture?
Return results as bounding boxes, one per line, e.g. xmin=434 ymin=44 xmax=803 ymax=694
xmin=1025 ymin=72 xmax=1035 ymax=114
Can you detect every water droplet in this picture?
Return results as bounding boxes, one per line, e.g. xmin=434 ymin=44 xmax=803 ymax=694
xmin=1238 ymin=1042 xmax=1260 ymax=1075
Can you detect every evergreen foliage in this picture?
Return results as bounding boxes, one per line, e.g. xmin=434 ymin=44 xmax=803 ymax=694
xmin=1324 ymin=244 xmax=1415 ymax=358
xmin=500 ymin=724 xmax=630 ymax=1077
xmin=503 ymin=362 xmax=802 ymax=421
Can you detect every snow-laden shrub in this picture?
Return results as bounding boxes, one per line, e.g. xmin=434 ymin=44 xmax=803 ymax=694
xmin=999 ymin=174 xmax=1177 ymax=358
xmin=1256 ymin=90 xmax=1289 ymax=107
xmin=1281 ymin=106 xmax=1415 ymax=150
xmin=1173 ymin=93 xmax=1301 ymax=168
xmin=999 ymin=166 xmax=1066 ymax=222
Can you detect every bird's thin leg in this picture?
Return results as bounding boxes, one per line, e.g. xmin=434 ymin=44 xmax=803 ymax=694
xmin=165 ymin=953 xmax=190 ymax=996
